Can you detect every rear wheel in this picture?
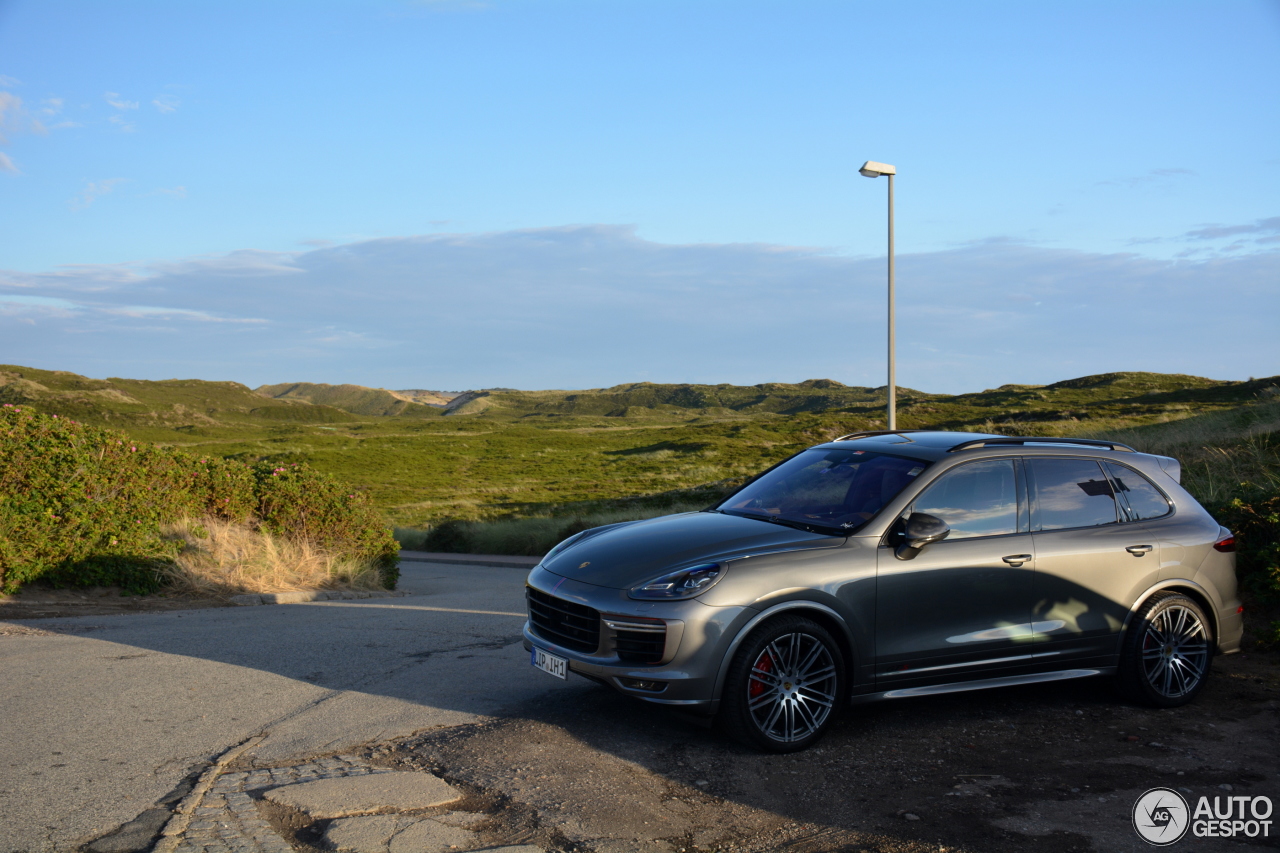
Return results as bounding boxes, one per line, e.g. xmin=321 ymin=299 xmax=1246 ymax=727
xmin=719 ymin=616 xmax=846 ymax=752
xmin=1117 ymin=592 xmax=1212 ymax=707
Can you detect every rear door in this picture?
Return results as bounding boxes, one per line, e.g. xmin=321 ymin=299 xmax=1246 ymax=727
xmin=1027 ymin=456 xmax=1163 ymax=664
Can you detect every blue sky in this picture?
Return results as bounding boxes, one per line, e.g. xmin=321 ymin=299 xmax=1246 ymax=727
xmin=1 ymin=0 xmax=1277 ymax=392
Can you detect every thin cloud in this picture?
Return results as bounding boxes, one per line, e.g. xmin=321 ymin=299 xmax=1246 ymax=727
xmin=0 ymin=75 xmax=20 ymax=87
xmin=104 ymin=305 xmax=267 ymax=323
xmin=1 ymin=226 xmax=1274 ymax=391
xmin=40 ymin=97 xmax=63 ymax=116
xmin=0 ymin=152 xmax=17 ymax=174
xmin=151 ymin=94 xmax=180 ymax=114
xmin=150 ymin=186 xmax=187 ymax=198
xmin=104 ymin=92 xmax=139 ymax=110
xmin=1098 ymin=168 xmax=1196 ymax=189
xmin=0 ymin=294 xmax=80 ymax=310
xmin=108 ymin=114 xmax=136 ymax=133
xmin=0 ymin=90 xmax=24 ymax=142
xmin=68 ymin=178 xmax=128 ymax=211
xmin=1183 ymin=216 xmax=1280 ymax=242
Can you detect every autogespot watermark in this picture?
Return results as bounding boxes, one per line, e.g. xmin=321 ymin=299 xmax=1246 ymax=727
xmin=1132 ymin=787 xmax=1274 ymax=845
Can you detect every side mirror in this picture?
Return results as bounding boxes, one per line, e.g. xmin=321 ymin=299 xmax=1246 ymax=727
xmin=894 ymin=512 xmax=950 ymax=561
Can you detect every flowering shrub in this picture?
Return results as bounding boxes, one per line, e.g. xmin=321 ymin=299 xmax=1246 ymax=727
xmin=0 ymin=405 xmax=397 ymax=594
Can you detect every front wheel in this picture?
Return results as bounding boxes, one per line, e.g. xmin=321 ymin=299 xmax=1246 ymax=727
xmin=1117 ymin=592 xmax=1213 ymax=707
xmin=719 ymin=616 xmax=847 ymax=752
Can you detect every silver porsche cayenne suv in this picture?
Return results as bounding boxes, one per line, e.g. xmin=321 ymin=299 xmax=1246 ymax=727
xmin=522 ymin=430 xmax=1243 ymax=752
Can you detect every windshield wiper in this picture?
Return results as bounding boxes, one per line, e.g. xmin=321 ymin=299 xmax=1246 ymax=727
xmin=730 ymin=511 xmax=828 ymax=535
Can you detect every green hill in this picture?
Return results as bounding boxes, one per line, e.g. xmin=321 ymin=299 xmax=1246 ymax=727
xmin=441 ymin=379 xmax=907 ymax=419
xmin=438 ymin=371 xmax=1270 ymax=434
xmin=255 ymin=382 xmax=445 ymax=417
xmin=0 ymin=365 xmax=356 ymax=429
xmin=4 ymin=364 xmax=1276 ymax=526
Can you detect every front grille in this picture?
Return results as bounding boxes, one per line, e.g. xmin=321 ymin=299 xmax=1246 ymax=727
xmin=526 ymin=587 xmax=600 ymax=653
xmin=615 ymin=629 xmax=666 ymax=664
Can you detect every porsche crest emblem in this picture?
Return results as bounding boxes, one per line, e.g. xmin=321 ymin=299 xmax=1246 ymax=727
xmin=579 ymin=561 xmax=591 ymax=569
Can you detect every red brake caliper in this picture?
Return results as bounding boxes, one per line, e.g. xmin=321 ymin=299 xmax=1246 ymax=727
xmin=750 ymin=652 xmax=773 ymax=698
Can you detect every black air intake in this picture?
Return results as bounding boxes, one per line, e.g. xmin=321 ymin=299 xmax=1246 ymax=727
xmin=526 ymin=587 xmax=600 ymax=654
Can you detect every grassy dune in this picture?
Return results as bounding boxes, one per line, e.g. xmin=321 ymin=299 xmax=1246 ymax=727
xmin=255 ymin=381 xmax=449 ymax=417
xmin=1089 ymin=398 xmax=1280 ymax=504
xmin=5 ymin=364 xmax=1277 ymax=529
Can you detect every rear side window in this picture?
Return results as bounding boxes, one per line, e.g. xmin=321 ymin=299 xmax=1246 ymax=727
xmin=1027 ymin=458 xmax=1119 ymax=531
xmin=1103 ymin=461 xmax=1172 ymax=521
xmin=910 ymin=459 xmax=1019 ymax=539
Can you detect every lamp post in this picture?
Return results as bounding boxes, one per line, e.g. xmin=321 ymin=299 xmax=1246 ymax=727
xmin=859 ymin=160 xmax=897 ymax=430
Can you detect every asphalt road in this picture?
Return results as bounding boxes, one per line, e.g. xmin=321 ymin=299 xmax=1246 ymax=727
xmin=3 ymin=561 xmax=1276 ymax=853
xmin=0 ymin=561 xmax=576 ymax=853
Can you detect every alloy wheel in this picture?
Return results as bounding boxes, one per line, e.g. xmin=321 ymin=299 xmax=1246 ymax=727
xmin=1140 ymin=603 xmax=1209 ymax=699
xmin=746 ymin=631 xmax=839 ymax=744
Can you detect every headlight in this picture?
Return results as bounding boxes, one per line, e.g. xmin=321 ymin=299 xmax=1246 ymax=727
xmin=629 ymin=563 xmax=725 ymax=600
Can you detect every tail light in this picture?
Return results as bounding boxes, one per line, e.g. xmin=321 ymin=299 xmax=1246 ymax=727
xmin=1213 ymin=535 xmax=1236 ymax=553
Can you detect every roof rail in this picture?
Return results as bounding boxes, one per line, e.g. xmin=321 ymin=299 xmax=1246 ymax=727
xmin=947 ymin=436 xmax=1137 ymax=453
xmin=833 ymin=429 xmax=930 ymax=442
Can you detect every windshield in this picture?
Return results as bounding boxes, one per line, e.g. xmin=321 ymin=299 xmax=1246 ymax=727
xmin=716 ymin=448 xmax=928 ymax=533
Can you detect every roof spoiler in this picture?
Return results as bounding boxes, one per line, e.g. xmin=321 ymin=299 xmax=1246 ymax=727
xmin=947 ymin=436 xmax=1137 ymax=453
xmin=1155 ymin=455 xmax=1182 ymax=483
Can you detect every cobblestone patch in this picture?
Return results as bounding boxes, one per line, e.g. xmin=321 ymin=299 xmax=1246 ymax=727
xmin=170 ymin=754 xmax=396 ymax=853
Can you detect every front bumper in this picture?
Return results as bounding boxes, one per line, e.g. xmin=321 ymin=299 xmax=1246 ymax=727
xmin=521 ymin=565 xmax=754 ymax=711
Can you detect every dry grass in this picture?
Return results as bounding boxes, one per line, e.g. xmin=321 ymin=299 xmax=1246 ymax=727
xmin=1088 ymin=400 xmax=1280 ymax=503
xmin=160 ymin=517 xmax=387 ymax=595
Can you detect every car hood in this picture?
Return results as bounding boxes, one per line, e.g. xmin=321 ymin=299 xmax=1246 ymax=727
xmin=539 ymin=511 xmax=843 ymax=590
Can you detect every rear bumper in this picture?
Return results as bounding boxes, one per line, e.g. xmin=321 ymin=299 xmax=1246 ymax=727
xmin=1216 ymin=600 xmax=1244 ymax=654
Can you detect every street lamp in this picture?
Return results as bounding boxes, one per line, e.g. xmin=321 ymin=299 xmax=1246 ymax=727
xmin=859 ymin=160 xmax=897 ymax=430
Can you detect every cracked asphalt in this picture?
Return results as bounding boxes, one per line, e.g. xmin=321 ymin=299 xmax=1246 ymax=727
xmin=2 ymin=561 xmax=1276 ymax=853
xmin=0 ymin=562 xmax=549 ymax=852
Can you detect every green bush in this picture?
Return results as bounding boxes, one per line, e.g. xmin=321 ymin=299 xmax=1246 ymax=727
xmin=404 ymin=498 xmax=717 ymax=558
xmin=0 ymin=405 xmax=397 ymax=594
xmin=1206 ymin=494 xmax=1280 ymax=607
xmin=251 ymin=461 xmax=399 ymax=588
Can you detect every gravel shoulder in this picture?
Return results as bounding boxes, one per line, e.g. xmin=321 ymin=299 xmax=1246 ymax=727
xmin=370 ymin=650 xmax=1280 ymax=853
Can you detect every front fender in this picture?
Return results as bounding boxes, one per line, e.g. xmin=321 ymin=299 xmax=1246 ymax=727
xmin=709 ymin=599 xmax=861 ymax=707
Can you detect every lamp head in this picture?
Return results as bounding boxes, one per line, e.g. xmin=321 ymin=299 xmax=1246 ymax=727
xmin=859 ymin=160 xmax=896 ymax=178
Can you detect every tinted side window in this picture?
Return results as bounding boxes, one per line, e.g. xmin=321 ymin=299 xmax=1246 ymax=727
xmin=1028 ymin=458 xmax=1118 ymax=531
xmin=911 ymin=459 xmax=1018 ymax=539
xmin=1104 ymin=461 xmax=1172 ymax=521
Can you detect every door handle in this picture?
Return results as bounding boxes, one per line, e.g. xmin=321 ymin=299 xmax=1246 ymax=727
xmin=1126 ymin=545 xmax=1153 ymax=556
xmin=1002 ymin=554 xmax=1032 ymax=567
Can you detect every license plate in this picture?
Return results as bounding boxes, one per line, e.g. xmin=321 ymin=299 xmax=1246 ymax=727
xmin=531 ymin=646 xmax=568 ymax=680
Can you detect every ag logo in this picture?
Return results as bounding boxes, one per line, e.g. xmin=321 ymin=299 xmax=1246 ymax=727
xmin=1133 ymin=787 xmax=1190 ymax=845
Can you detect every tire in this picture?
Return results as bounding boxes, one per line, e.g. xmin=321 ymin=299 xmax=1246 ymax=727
xmin=1117 ymin=592 xmax=1213 ymax=708
xmin=719 ymin=616 xmax=847 ymax=752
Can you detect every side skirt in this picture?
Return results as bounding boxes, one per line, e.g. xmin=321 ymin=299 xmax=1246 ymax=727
xmin=849 ymin=667 xmax=1116 ymax=704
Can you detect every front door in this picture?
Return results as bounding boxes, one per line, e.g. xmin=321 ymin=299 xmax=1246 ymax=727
xmin=876 ymin=458 xmax=1038 ymax=688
